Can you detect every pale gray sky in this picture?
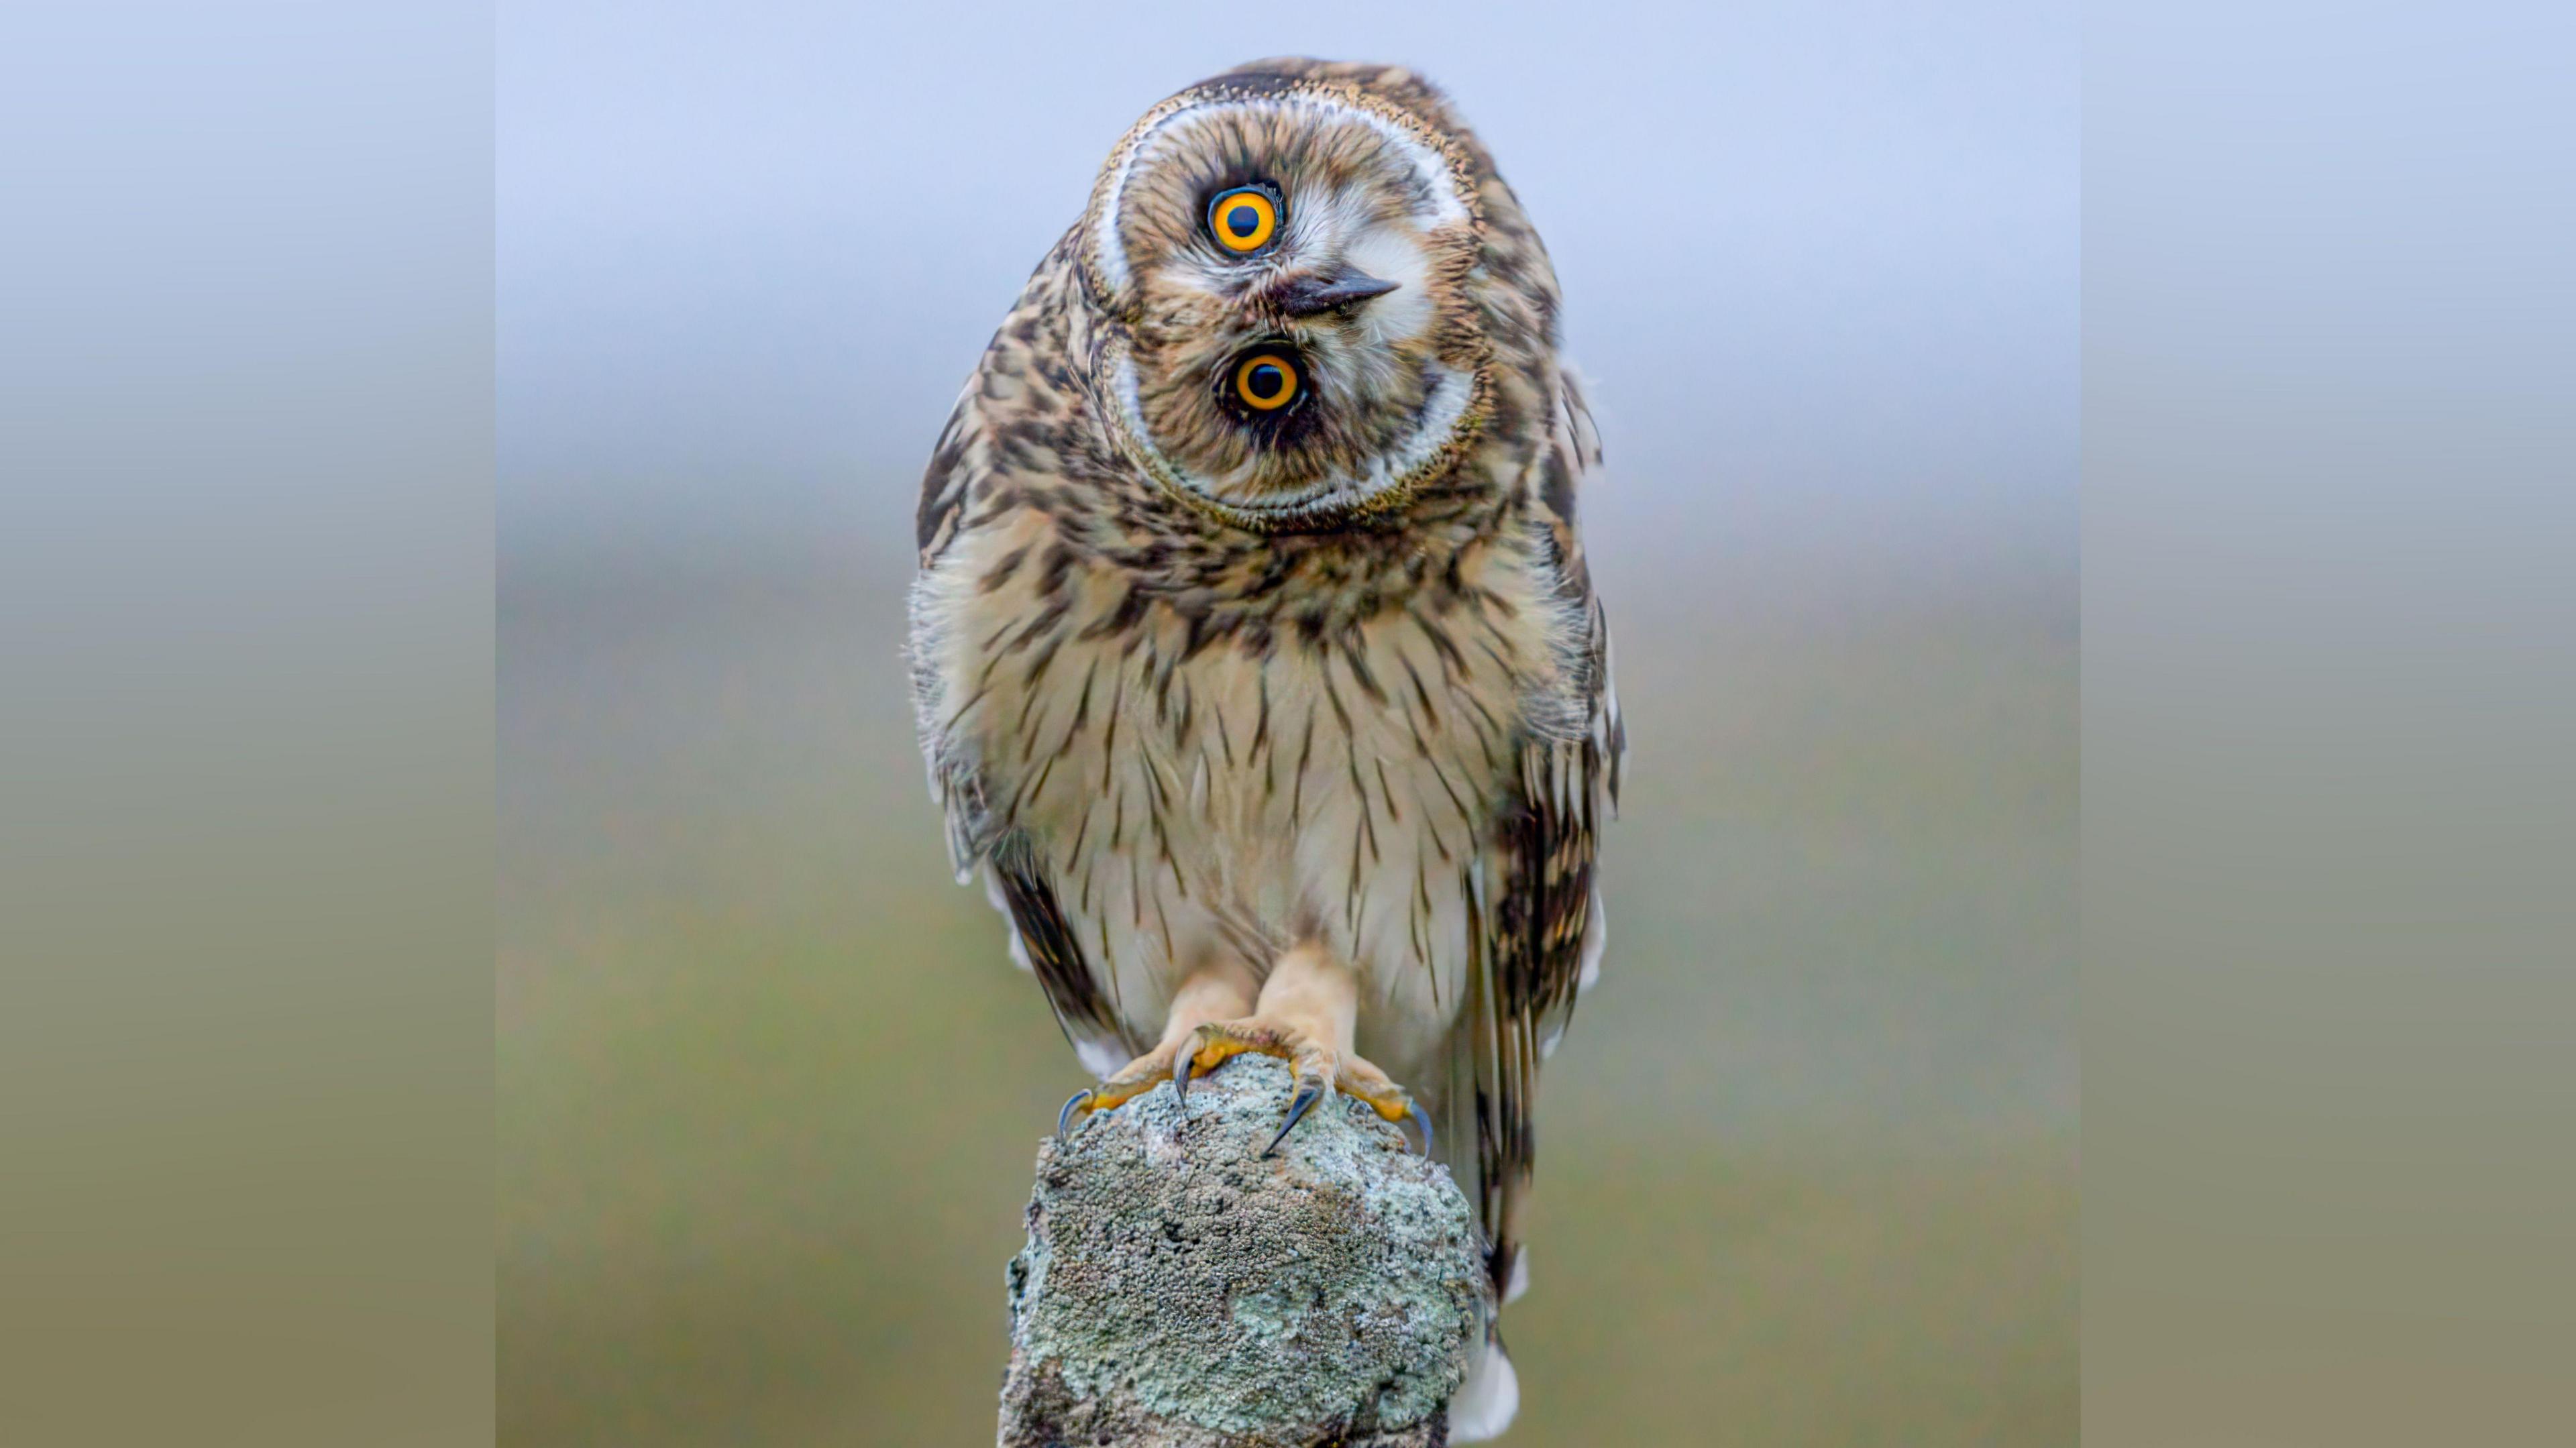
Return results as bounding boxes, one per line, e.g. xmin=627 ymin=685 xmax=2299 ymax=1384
xmin=500 ymin=0 xmax=2076 ymax=576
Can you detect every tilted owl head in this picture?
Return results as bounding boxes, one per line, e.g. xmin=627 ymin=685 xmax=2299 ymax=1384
xmin=1078 ymin=60 xmax=1540 ymax=531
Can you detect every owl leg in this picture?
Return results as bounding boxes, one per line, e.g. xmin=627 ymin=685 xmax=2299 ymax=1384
xmin=1058 ymin=959 xmax=1258 ymax=1137
xmin=1177 ymin=943 xmax=1429 ymax=1156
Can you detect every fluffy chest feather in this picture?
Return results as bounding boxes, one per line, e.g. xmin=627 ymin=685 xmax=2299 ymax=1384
xmin=914 ymin=503 xmax=1576 ymax=1064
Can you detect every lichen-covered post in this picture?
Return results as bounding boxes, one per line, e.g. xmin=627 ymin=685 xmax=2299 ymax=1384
xmin=1000 ymin=1054 xmax=1491 ymax=1447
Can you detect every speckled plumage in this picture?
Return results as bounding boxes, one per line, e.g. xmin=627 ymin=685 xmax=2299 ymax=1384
xmin=909 ymin=59 xmax=1622 ymax=1437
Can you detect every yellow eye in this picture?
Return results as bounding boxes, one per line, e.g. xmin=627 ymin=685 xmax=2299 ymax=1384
xmin=1208 ymin=186 xmax=1279 ymax=253
xmin=1233 ymin=352 xmax=1299 ymax=411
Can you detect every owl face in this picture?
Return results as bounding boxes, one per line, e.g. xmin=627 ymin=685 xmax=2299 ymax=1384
xmin=1082 ymin=76 xmax=1493 ymax=528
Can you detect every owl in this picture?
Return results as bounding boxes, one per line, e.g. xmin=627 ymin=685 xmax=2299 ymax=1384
xmin=910 ymin=58 xmax=1621 ymax=1439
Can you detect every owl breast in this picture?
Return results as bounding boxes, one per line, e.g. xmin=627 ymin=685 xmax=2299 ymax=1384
xmin=915 ymin=503 xmax=1578 ymax=1078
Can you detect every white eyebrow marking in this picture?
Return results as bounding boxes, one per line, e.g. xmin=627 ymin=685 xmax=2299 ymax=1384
xmin=1093 ymin=93 xmax=1467 ymax=299
xmin=1111 ymin=349 xmax=1474 ymax=519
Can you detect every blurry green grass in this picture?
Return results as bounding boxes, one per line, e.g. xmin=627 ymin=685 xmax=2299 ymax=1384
xmin=499 ymin=540 xmax=2076 ymax=1445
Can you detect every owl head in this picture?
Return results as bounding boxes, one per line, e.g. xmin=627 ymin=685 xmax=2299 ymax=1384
xmin=1079 ymin=61 xmax=1517 ymax=531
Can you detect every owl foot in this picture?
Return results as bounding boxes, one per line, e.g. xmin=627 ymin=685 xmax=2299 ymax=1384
xmin=1055 ymin=1039 xmax=1191 ymax=1140
xmin=1175 ymin=1019 xmax=1430 ymax=1158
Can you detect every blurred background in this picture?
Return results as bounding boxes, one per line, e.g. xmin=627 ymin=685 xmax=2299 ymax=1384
xmin=499 ymin=1 xmax=2075 ymax=1442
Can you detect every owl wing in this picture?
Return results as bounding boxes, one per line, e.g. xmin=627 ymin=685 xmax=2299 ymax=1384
xmin=910 ymin=264 xmax=1139 ymax=1074
xmin=1452 ymin=367 xmax=1625 ymax=1308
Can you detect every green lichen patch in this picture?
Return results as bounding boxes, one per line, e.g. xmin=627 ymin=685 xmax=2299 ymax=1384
xmin=1003 ymin=1056 xmax=1487 ymax=1445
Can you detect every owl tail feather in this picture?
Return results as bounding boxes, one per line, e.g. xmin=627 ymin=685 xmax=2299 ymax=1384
xmin=1448 ymin=1325 xmax=1521 ymax=1443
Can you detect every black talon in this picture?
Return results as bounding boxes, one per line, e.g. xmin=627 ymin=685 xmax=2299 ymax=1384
xmin=1173 ymin=1046 xmax=1195 ymax=1105
xmin=1410 ymin=1106 xmax=1436 ymax=1159
xmin=1261 ymin=1084 xmax=1324 ymax=1158
xmin=1056 ymin=1089 xmax=1093 ymax=1141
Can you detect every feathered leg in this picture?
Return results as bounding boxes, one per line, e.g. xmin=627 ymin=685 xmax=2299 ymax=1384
xmin=1058 ymin=959 xmax=1258 ymax=1137
xmin=1177 ymin=942 xmax=1428 ymax=1155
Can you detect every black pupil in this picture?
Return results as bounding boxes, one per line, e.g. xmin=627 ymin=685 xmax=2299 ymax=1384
xmin=1225 ymin=203 xmax=1260 ymax=238
xmin=1246 ymin=363 xmax=1285 ymax=400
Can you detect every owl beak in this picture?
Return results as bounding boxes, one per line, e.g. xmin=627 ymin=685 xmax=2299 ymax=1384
xmin=1270 ymin=270 xmax=1401 ymax=317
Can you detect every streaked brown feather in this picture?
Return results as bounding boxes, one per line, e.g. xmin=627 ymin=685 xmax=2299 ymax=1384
xmin=907 ymin=59 xmax=1627 ymax=1347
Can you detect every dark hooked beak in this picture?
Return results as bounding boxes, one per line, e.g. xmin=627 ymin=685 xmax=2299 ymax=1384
xmin=1270 ymin=270 xmax=1401 ymax=317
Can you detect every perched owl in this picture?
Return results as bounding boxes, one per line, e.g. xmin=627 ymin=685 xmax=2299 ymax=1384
xmin=910 ymin=58 xmax=1621 ymax=1439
